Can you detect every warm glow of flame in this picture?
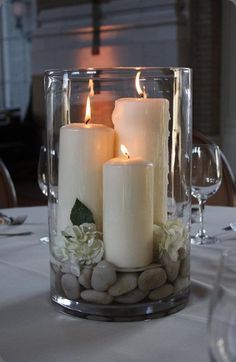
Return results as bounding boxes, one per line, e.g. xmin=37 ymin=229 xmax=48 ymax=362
xmin=120 ymin=144 xmax=130 ymax=159
xmin=84 ymin=79 xmax=94 ymax=124
xmin=135 ymin=71 xmax=147 ymax=98
xmin=135 ymin=71 xmax=142 ymax=95
xmin=88 ymin=79 xmax=94 ymax=97
xmin=85 ymin=96 xmax=91 ymax=124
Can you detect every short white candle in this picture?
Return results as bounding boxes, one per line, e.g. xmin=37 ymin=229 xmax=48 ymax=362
xmin=103 ymin=155 xmax=154 ymax=268
xmin=57 ymin=123 xmax=114 ymax=232
xmin=113 ymin=98 xmax=169 ymax=225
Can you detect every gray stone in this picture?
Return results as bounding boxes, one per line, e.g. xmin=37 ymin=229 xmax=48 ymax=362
xmin=115 ymin=263 xmax=161 ymax=273
xmin=165 ymin=260 xmax=180 ymax=282
xmin=159 ymin=250 xmax=171 ymax=266
xmin=178 ymin=247 xmax=187 ymax=260
xmin=114 ymin=289 xmax=148 ymax=304
xmin=91 ymin=260 xmax=117 ymax=292
xmin=179 ymin=258 xmax=190 ymax=278
xmin=138 ymin=267 xmax=167 ymax=291
xmin=108 ymin=273 xmax=138 ymax=297
xmin=81 ymin=290 xmax=113 ymax=304
xmin=61 ymin=273 xmax=80 ymax=300
xmin=79 ymin=267 xmax=92 ymax=289
xmin=174 ymin=277 xmax=190 ymax=293
xmin=149 ymin=284 xmax=174 ymax=300
xmin=60 ymin=261 xmax=71 ymax=274
xmin=159 ymin=250 xmax=180 ymax=282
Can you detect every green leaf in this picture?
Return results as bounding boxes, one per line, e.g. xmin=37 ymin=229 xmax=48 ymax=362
xmin=70 ymin=198 xmax=95 ymax=226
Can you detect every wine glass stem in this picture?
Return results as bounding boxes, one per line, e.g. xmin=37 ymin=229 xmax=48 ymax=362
xmin=198 ymin=198 xmax=207 ymax=239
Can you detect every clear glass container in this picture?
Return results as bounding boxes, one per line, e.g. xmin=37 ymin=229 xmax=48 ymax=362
xmin=45 ymin=67 xmax=192 ymax=321
xmin=208 ymin=249 xmax=236 ymax=361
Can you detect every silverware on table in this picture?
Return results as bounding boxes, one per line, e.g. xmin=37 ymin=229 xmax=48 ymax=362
xmin=0 ymin=231 xmax=33 ymax=237
xmin=222 ymin=222 xmax=236 ymax=232
xmin=0 ymin=213 xmax=31 ymax=236
xmin=0 ymin=213 xmax=27 ymax=225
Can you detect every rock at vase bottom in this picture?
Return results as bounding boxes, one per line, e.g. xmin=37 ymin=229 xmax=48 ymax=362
xmin=51 ymin=250 xmax=190 ymax=305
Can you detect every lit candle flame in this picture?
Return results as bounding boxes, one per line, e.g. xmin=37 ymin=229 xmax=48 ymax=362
xmin=88 ymin=79 xmax=94 ymax=97
xmin=85 ymin=96 xmax=91 ymax=124
xmin=120 ymin=144 xmax=130 ymax=159
xmin=135 ymin=71 xmax=147 ymax=99
xmin=84 ymin=79 xmax=94 ymax=124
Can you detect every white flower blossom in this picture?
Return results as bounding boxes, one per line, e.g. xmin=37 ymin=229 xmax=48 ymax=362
xmin=53 ymin=223 xmax=104 ymax=276
xmin=153 ymin=219 xmax=188 ymax=262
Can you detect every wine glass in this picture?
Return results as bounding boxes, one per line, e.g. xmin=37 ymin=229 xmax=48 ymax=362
xmin=191 ymin=144 xmax=222 ymax=245
xmin=208 ymin=249 xmax=236 ymax=361
xmin=37 ymin=145 xmax=49 ymax=244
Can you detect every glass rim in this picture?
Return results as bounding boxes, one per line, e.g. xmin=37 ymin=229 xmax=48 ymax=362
xmin=44 ymin=66 xmax=192 ymax=78
xmin=192 ymin=144 xmax=220 ymax=150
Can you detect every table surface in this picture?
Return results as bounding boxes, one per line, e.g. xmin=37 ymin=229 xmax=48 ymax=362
xmin=0 ymin=205 xmax=235 ymax=362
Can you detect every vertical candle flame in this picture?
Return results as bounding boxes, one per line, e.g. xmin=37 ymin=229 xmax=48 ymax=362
xmin=88 ymin=79 xmax=94 ymax=97
xmin=135 ymin=71 xmax=147 ymax=99
xmin=120 ymin=144 xmax=130 ymax=159
xmin=85 ymin=96 xmax=91 ymax=124
xmin=84 ymin=79 xmax=94 ymax=124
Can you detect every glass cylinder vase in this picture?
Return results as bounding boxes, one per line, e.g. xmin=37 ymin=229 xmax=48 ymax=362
xmin=45 ymin=67 xmax=192 ymax=321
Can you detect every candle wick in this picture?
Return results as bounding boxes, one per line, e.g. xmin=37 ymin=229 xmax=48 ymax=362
xmin=85 ymin=118 xmax=90 ymax=125
xmin=142 ymin=86 xmax=147 ymax=99
xmin=140 ymin=87 xmax=147 ymax=99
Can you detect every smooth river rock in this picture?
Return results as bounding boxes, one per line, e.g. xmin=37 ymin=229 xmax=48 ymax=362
xmin=138 ymin=267 xmax=167 ymax=291
xmin=174 ymin=277 xmax=190 ymax=292
xmin=159 ymin=250 xmax=171 ymax=266
xmin=60 ymin=261 xmax=71 ymax=274
xmin=91 ymin=260 xmax=117 ymax=292
xmin=159 ymin=250 xmax=180 ymax=282
xmin=61 ymin=273 xmax=80 ymax=300
xmin=81 ymin=290 xmax=113 ymax=304
xmin=115 ymin=263 xmax=161 ymax=273
xmin=179 ymin=258 xmax=190 ymax=278
xmin=178 ymin=247 xmax=187 ymax=261
xmin=165 ymin=260 xmax=180 ymax=282
xmin=114 ymin=288 xmax=148 ymax=304
xmin=108 ymin=273 xmax=138 ymax=297
xmin=79 ymin=267 xmax=92 ymax=289
xmin=149 ymin=283 xmax=174 ymax=300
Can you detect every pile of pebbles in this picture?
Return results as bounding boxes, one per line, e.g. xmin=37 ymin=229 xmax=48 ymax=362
xmin=51 ymin=247 xmax=190 ymax=305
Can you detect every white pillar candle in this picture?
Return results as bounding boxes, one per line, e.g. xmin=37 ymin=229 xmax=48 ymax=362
xmin=103 ymin=156 xmax=154 ymax=268
xmin=112 ymin=98 xmax=169 ymax=225
xmin=57 ymin=123 xmax=114 ymax=232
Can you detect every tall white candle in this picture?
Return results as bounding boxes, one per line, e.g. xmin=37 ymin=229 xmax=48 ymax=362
xmin=112 ymin=98 xmax=169 ymax=225
xmin=103 ymin=155 xmax=154 ymax=268
xmin=57 ymin=123 xmax=114 ymax=232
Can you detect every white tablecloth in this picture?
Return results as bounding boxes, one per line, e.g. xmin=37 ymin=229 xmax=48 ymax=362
xmin=0 ymin=206 xmax=235 ymax=362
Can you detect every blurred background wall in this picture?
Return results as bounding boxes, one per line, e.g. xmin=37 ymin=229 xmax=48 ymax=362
xmin=0 ymin=0 xmax=235 ymax=205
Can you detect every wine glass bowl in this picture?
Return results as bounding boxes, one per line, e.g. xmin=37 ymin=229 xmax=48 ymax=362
xmin=191 ymin=144 xmax=222 ymax=245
